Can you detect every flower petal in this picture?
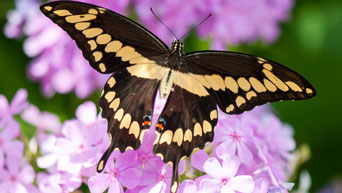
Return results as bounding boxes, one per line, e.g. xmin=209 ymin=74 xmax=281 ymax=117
xmin=229 ymin=175 xmax=254 ymax=193
xmin=18 ymin=164 xmax=35 ymax=184
xmin=216 ymin=140 xmax=236 ymax=159
xmin=203 ymin=157 xmax=224 ymax=179
xmin=119 ymin=168 xmax=141 ymax=189
xmin=10 ymin=88 xmax=28 ymax=114
xmin=222 ymin=156 xmax=240 ymax=178
xmin=88 ymin=174 xmax=111 ymax=193
xmin=199 ymin=178 xmax=221 ymax=193
xmin=237 ymin=142 xmax=253 ymax=164
xmin=76 ymin=101 xmax=97 ymax=125
xmin=191 ymin=150 xmax=208 ymax=172
xmin=178 ymin=180 xmax=198 ymax=193
xmin=108 ymin=180 xmax=124 ymax=193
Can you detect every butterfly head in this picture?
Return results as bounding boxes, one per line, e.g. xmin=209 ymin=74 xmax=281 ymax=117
xmin=171 ymin=39 xmax=184 ymax=56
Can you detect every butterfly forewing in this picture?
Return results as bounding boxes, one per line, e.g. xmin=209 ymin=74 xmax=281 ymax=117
xmin=184 ymin=51 xmax=316 ymax=114
xmin=40 ymin=1 xmax=168 ymax=74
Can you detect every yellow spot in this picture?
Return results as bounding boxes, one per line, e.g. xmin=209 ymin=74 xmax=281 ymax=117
xmin=96 ymin=34 xmax=112 ymax=45
xmin=97 ymin=160 xmax=104 ymax=171
xmin=285 ymin=81 xmax=302 ymax=92
xmin=107 ymin=77 xmax=116 ymax=88
xmin=262 ymin=69 xmax=289 ymax=92
xmin=53 ymin=10 xmax=72 ymax=16
xmin=306 ymin=88 xmax=313 ymax=94
xmin=88 ymin=8 xmax=98 ymax=14
xmin=237 ymin=77 xmax=251 ymax=91
xmin=257 ymin=57 xmax=266 ymax=64
xmin=114 ymin=108 xmax=124 ymax=121
xmin=44 ymin=6 xmax=52 ymax=11
xmin=205 ymin=75 xmax=226 ymax=91
xmin=105 ymin=40 xmax=122 ymax=53
xmin=210 ymin=110 xmax=217 ymax=120
xmin=153 ymin=131 xmax=161 ymax=145
xmin=104 ymin=91 xmax=115 ymax=102
xmin=263 ymin=63 xmax=273 ymax=71
xmin=93 ymin=51 xmax=102 ymax=62
xmin=83 ymin=28 xmax=103 ymax=38
xmin=100 ymin=90 xmax=104 ymax=97
xmin=114 ymin=147 xmax=120 ymax=151
xmin=87 ymin=40 xmax=97 ymax=51
xmin=65 ymin=14 xmax=97 ymax=23
xmin=194 ymin=123 xmax=202 ymax=137
xmin=98 ymin=8 xmax=106 ymax=14
xmin=246 ymin=91 xmax=257 ymax=100
xmin=203 ymin=120 xmax=212 ymax=134
xmin=171 ymin=182 xmax=178 ymax=193
xmin=226 ymin=104 xmax=234 ymax=113
xmin=184 ymin=129 xmax=192 ymax=142
xmin=236 ymin=96 xmax=246 ymax=107
xmin=225 ymin=76 xmax=239 ymax=93
xmin=120 ymin=114 xmax=132 ymax=129
xmin=159 ymin=130 xmax=173 ymax=145
xmin=156 ymin=153 xmax=164 ymax=160
xmin=125 ymin=146 xmax=133 ymax=150
xmin=110 ymin=98 xmax=120 ymax=111
xmin=75 ymin=22 xmax=91 ymax=30
xmin=173 ymin=72 xmax=209 ymax=97
xmin=249 ymin=77 xmax=266 ymax=93
xmin=263 ymin=79 xmax=277 ymax=92
xmin=99 ymin=63 xmax=106 ymax=72
xmin=139 ymin=129 xmax=148 ymax=142
xmin=129 ymin=121 xmax=140 ymax=138
xmin=173 ymin=128 xmax=183 ymax=146
xmin=116 ymin=46 xmax=140 ymax=61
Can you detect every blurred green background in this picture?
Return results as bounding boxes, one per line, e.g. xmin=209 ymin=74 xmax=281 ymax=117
xmin=0 ymin=0 xmax=341 ymax=191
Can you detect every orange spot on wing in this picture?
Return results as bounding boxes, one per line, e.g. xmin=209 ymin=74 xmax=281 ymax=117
xmin=156 ymin=123 xmax=164 ymax=130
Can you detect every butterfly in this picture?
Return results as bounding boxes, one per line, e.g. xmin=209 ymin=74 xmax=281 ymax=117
xmin=40 ymin=1 xmax=316 ymax=192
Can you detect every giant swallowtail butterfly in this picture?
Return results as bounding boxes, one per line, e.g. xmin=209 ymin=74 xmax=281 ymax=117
xmin=41 ymin=1 xmax=316 ymax=192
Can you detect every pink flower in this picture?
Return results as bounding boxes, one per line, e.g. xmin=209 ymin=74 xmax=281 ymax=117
xmin=0 ymin=89 xmax=28 ymax=127
xmin=88 ymin=151 xmax=141 ymax=193
xmin=199 ymin=156 xmax=254 ymax=193
xmin=215 ymin=117 xmax=253 ymax=164
xmin=37 ymin=101 xmax=107 ymax=174
xmin=37 ymin=171 xmax=82 ymax=193
xmin=0 ymin=155 xmax=35 ymax=193
xmin=21 ymin=104 xmax=61 ymax=149
xmin=0 ymin=121 xmax=23 ymax=167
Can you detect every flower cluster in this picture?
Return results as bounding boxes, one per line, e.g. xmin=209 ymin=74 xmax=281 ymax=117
xmin=4 ymin=0 xmax=293 ymax=97
xmin=0 ymin=89 xmax=300 ymax=193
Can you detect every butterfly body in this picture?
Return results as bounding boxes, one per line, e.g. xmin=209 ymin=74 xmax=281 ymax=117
xmin=40 ymin=2 xmax=316 ymax=193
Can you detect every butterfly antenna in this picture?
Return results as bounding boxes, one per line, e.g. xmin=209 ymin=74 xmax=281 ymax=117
xmin=180 ymin=13 xmax=212 ymax=40
xmin=150 ymin=8 xmax=179 ymax=39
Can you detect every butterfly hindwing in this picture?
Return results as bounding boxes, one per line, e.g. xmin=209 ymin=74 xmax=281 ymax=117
xmin=153 ymin=85 xmax=218 ymax=192
xmin=40 ymin=1 xmax=168 ymax=74
xmin=96 ymin=67 xmax=159 ymax=172
xmin=184 ymin=51 xmax=316 ymax=114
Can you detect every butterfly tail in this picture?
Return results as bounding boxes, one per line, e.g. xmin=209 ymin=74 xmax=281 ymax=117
xmin=170 ymin=161 xmax=179 ymax=193
xmin=96 ymin=142 xmax=115 ymax=172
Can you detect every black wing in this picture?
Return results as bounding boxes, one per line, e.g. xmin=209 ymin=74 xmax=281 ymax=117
xmin=153 ymin=51 xmax=315 ymax=192
xmin=184 ymin=51 xmax=316 ymax=114
xmin=97 ymin=67 xmax=160 ymax=172
xmin=40 ymin=1 xmax=168 ymax=74
xmin=40 ymin=1 xmax=170 ymax=172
